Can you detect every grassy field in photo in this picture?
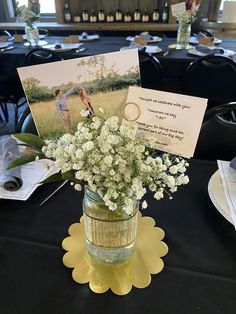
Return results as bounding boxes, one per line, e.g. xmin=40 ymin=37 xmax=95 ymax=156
xmin=30 ymin=89 xmax=128 ymax=139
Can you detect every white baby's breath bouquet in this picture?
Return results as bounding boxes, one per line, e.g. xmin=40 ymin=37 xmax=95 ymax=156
xmin=10 ymin=110 xmax=189 ymax=215
xmin=176 ymin=10 xmax=195 ymax=25
xmin=16 ymin=0 xmax=40 ymax=27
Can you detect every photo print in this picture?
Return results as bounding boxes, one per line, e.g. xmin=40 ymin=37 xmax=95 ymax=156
xmin=17 ymin=49 xmax=140 ymax=139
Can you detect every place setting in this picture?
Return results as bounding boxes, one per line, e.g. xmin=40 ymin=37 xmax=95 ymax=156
xmin=189 ymin=35 xmax=222 ymax=45
xmin=43 ymin=42 xmax=84 ymax=53
xmin=43 ymin=34 xmax=86 ymax=52
xmin=0 ymin=42 xmax=14 ymax=52
xmin=126 ymin=31 xmax=163 ymax=43
xmin=121 ymin=32 xmax=162 ymax=54
xmin=78 ymin=32 xmax=99 ymax=42
xmin=187 ymin=45 xmax=236 ymax=58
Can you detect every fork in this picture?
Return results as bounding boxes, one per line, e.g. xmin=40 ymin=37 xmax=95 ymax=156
xmin=0 ymin=46 xmax=14 ymax=52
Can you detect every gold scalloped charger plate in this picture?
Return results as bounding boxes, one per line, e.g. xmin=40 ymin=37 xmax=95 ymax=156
xmin=62 ymin=212 xmax=168 ymax=295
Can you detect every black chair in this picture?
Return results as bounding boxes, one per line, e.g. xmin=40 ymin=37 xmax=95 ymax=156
xmin=38 ymin=29 xmax=49 ymax=37
xmin=153 ymin=32 xmax=167 ymax=39
xmin=192 ymin=30 xmax=214 ymax=38
xmin=0 ymin=29 xmax=13 ymax=40
xmin=138 ymin=51 xmax=163 ymax=90
xmin=24 ymin=48 xmax=63 ymax=66
xmin=0 ymin=62 xmax=26 ymax=132
xmin=181 ymin=55 xmax=236 ymax=110
xmin=17 ymin=106 xmax=38 ymax=135
xmin=194 ymin=103 xmax=236 ymax=161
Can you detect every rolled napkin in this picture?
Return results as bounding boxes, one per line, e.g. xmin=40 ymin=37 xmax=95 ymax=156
xmin=140 ymin=32 xmax=153 ymax=41
xmin=81 ymin=32 xmax=88 ymax=39
xmin=0 ymin=135 xmax=23 ymax=191
xmin=195 ymin=45 xmax=224 ymax=55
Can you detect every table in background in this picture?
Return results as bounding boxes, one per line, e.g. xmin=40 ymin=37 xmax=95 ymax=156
xmin=1 ymin=37 xmax=236 ymax=92
xmin=0 ymin=159 xmax=235 ymax=314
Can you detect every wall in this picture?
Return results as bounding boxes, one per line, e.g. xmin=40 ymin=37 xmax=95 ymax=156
xmin=0 ymin=1 xmax=7 ymax=22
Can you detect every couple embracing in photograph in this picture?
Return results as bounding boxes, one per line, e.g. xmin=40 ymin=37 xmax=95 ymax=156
xmin=55 ymin=85 xmax=95 ymax=133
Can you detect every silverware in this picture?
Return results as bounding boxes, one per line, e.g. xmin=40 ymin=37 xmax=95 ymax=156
xmin=0 ymin=46 xmax=14 ymax=52
xmin=163 ymin=49 xmax=170 ymax=56
xmin=75 ymin=47 xmax=87 ymax=53
xmin=39 ymin=180 xmax=68 ymax=206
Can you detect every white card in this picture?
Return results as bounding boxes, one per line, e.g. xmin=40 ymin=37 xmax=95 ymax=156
xmin=171 ymin=2 xmax=186 ymax=17
xmin=0 ymin=158 xmax=56 ymax=201
xmin=124 ymin=87 xmax=207 ymax=158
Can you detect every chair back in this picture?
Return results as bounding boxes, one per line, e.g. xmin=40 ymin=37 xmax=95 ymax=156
xmin=194 ymin=103 xmax=236 ymax=161
xmin=182 ymin=55 xmax=236 ymax=109
xmin=0 ymin=29 xmax=12 ymax=39
xmin=17 ymin=106 xmax=38 ymax=135
xmin=138 ymin=51 xmax=163 ymax=90
xmin=24 ymin=48 xmax=63 ymax=66
xmin=38 ymin=29 xmax=48 ymax=37
xmin=192 ymin=30 xmax=214 ymax=38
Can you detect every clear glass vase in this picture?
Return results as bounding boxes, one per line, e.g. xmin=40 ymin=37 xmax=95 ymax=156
xmin=176 ymin=23 xmax=191 ymax=49
xmin=83 ymin=187 xmax=139 ymax=264
xmin=25 ymin=23 xmax=39 ymax=46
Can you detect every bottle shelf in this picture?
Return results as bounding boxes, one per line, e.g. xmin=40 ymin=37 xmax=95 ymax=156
xmin=56 ymin=22 xmax=178 ymax=32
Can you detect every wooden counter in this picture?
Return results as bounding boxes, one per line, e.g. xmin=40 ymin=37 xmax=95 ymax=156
xmin=0 ymin=22 xmax=178 ymax=32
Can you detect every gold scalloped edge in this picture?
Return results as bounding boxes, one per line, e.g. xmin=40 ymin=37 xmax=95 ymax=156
xmin=62 ymin=213 xmax=168 ymax=295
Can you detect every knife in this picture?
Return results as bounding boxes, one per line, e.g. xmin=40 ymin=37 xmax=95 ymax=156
xmin=0 ymin=46 xmax=14 ymax=52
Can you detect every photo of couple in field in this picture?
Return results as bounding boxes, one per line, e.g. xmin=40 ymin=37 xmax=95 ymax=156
xmin=17 ymin=50 xmax=140 ymax=139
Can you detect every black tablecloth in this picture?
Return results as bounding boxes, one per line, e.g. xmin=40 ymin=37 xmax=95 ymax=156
xmin=1 ymin=36 xmax=236 ymax=80
xmin=0 ymin=159 xmax=235 ymax=314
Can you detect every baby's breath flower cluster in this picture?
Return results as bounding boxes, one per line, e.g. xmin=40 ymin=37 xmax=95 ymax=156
xmin=176 ymin=10 xmax=194 ymax=25
xmin=42 ymin=111 xmax=189 ymax=215
xmin=16 ymin=1 xmax=40 ymax=27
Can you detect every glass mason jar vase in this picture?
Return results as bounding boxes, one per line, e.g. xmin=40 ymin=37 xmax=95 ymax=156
xmin=25 ymin=23 xmax=39 ymax=46
xmin=176 ymin=23 xmax=191 ymax=49
xmin=83 ymin=187 xmax=139 ymax=264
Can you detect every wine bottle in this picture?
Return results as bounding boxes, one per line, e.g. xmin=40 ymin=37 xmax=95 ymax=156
xmin=82 ymin=8 xmax=89 ymax=22
xmin=162 ymin=2 xmax=169 ymax=24
xmin=115 ymin=8 xmax=123 ymax=22
xmin=141 ymin=9 xmax=150 ymax=23
xmin=64 ymin=2 xmax=72 ymax=23
xmin=115 ymin=0 xmax=123 ymax=22
xmin=98 ymin=9 xmax=105 ymax=22
xmin=133 ymin=0 xmax=141 ymax=22
xmin=133 ymin=8 xmax=141 ymax=22
xmin=73 ymin=13 xmax=81 ymax=23
xmin=152 ymin=4 xmax=160 ymax=23
xmin=90 ymin=10 xmax=97 ymax=23
xmin=124 ymin=11 xmax=132 ymax=23
xmin=106 ymin=11 xmax=114 ymax=23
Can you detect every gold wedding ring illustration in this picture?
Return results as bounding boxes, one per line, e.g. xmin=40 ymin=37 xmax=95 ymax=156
xmin=122 ymin=102 xmax=141 ymax=122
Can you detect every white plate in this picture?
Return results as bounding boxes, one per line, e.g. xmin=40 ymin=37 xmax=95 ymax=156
xmin=188 ymin=47 xmax=236 ymax=57
xmin=23 ymin=34 xmax=46 ymax=40
xmin=0 ymin=42 xmax=10 ymax=48
xmin=24 ymin=40 xmax=48 ymax=47
xmin=189 ymin=36 xmax=222 ymax=45
xmin=120 ymin=46 xmax=162 ymax=53
xmin=126 ymin=36 xmax=162 ymax=43
xmin=79 ymin=35 xmax=99 ymax=42
xmin=208 ymin=170 xmax=233 ymax=224
xmin=43 ymin=43 xmax=83 ymax=52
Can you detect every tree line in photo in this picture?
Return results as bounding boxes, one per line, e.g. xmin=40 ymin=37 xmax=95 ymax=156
xmin=22 ymin=68 xmax=140 ymax=104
